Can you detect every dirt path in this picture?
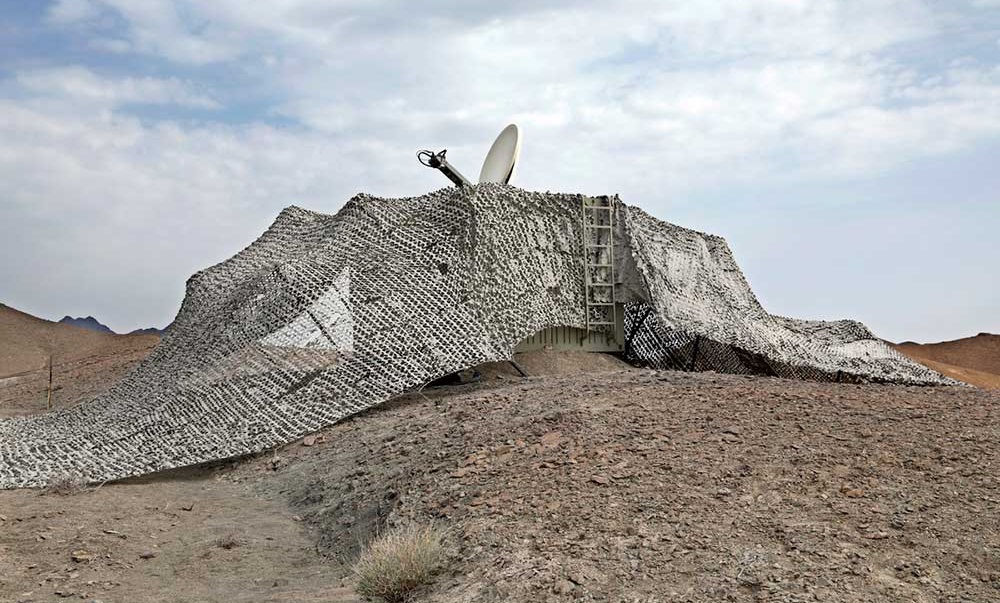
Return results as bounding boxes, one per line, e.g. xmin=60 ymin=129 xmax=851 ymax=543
xmin=0 ymin=466 xmax=360 ymax=603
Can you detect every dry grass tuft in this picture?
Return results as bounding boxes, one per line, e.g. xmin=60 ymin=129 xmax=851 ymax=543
xmin=353 ymin=523 xmax=448 ymax=602
xmin=42 ymin=475 xmax=86 ymax=496
xmin=212 ymin=532 xmax=245 ymax=550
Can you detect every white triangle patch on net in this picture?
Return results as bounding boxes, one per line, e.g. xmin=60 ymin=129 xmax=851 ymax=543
xmin=260 ymin=267 xmax=353 ymax=353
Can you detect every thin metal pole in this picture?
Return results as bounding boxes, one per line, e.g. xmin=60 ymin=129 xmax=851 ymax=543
xmin=623 ymin=305 xmax=652 ymax=361
xmin=509 ymin=360 xmax=529 ymax=377
xmin=47 ymin=355 xmax=53 ymax=410
xmin=688 ymin=336 xmax=701 ymax=372
xmin=581 ymin=196 xmax=589 ymax=335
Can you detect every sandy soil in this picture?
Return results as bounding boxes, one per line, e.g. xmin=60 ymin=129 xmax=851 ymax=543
xmin=893 ymin=333 xmax=1000 ymax=390
xmin=3 ymin=362 xmax=999 ymax=603
xmin=0 ymin=464 xmax=360 ymax=603
xmin=892 ymin=356 xmax=1000 ymax=390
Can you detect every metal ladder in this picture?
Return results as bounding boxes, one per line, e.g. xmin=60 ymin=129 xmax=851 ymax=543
xmin=581 ymin=196 xmax=617 ymax=336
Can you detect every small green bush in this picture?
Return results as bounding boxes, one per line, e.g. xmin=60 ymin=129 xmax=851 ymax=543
xmin=353 ymin=523 xmax=447 ymax=602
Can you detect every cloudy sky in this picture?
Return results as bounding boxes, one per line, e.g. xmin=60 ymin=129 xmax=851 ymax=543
xmin=1 ymin=0 xmax=997 ymax=342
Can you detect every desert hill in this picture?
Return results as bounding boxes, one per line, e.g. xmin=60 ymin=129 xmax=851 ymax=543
xmin=0 ymin=304 xmax=159 ymax=417
xmin=1 ymin=367 xmax=997 ymax=602
xmin=1 ymin=310 xmax=999 ymax=600
xmin=58 ymin=315 xmax=114 ymax=333
xmin=893 ymin=333 xmax=1000 ymax=389
xmin=128 ymin=326 xmax=169 ymax=336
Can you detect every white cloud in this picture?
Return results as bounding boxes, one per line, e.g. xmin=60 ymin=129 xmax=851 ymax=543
xmin=46 ymin=0 xmax=102 ymax=25
xmin=85 ymin=0 xmax=244 ymax=64
xmin=88 ymin=37 xmax=132 ymax=53
xmin=0 ymin=100 xmax=381 ymax=331
xmin=14 ymin=66 xmax=220 ymax=109
xmin=2 ymin=0 xmax=999 ymax=335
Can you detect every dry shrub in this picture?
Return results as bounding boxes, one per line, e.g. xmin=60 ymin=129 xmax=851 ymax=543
xmin=212 ymin=532 xmax=245 ymax=550
xmin=353 ymin=523 xmax=447 ymax=602
xmin=42 ymin=475 xmax=85 ymax=496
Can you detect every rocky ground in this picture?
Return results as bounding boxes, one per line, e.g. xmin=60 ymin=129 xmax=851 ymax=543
xmin=3 ymin=358 xmax=999 ymax=603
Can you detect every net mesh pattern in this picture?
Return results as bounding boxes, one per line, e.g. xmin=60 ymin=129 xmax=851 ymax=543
xmin=619 ymin=206 xmax=949 ymax=385
xmin=0 ymin=185 xmax=951 ymax=487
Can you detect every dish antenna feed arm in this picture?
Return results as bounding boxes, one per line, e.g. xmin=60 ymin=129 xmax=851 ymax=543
xmin=417 ymin=123 xmax=522 ymax=188
xmin=417 ymin=149 xmax=472 ymax=187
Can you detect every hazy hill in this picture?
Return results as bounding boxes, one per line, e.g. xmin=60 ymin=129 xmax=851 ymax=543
xmin=58 ymin=315 xmax=114 ymax=333
xmin=1 ymin=305 xmax=116 ymax=377
xmin=128 ymin=325 xmax=170 ymax=336
xmin=0 ymin=304 xmax=159 ymax=416
xmin=893 ymin=333 xmax=1000 ymax=389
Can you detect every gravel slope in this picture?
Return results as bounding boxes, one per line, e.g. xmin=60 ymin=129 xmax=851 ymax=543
xmin=254 ymin=368 xmax=1000 ymax=603
xmin=3 ymin=350 xmax=998 ymax=602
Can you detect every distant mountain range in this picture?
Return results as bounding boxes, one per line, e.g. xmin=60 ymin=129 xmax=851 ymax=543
xmin=59 ymin=316 xmax=113 ymax=333
xmin=57 ymin=315 xmax=168 ymax=336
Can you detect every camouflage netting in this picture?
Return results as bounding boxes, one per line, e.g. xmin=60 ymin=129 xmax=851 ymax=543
xmin=0 ymin=184 xmax=951 ymax=487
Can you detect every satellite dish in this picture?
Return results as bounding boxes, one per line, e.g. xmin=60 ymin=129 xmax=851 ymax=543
xmin=417 ymin=123 xmax=521 ymax=187
xmin=479 ymin=124 xmax=521 ymax=184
